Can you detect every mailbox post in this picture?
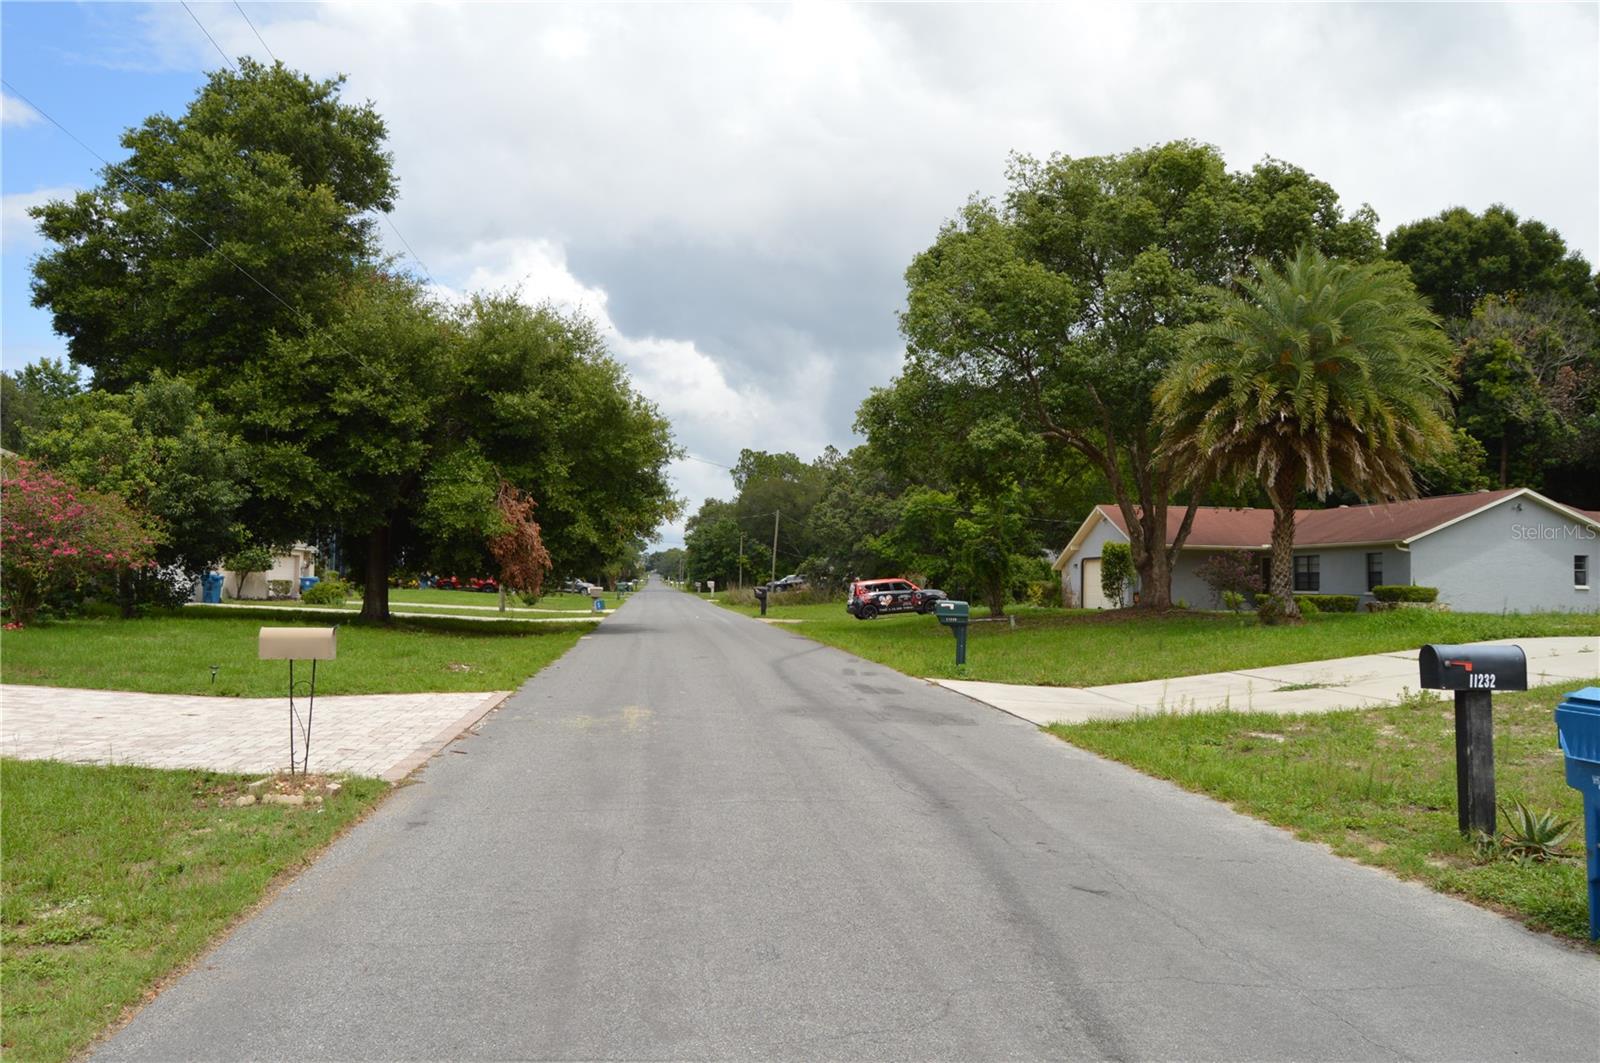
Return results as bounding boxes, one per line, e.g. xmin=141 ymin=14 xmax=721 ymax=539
xmin=259 ymin=627 xmax=337 ymax=776
xmin=935 ymin=600 xmax=970 ymax=667
xmin=753 ymin=582 xmax=768 ymax=616
xmin=1554 ymin=687 xmax=1600 ymax=940
xmin=1418 ymin=643 xmax=1528 ymax=837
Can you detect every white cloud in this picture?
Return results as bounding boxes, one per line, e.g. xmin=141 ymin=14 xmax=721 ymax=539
xmin=1 ymin=93 xmax=42 ymax=127
xmin=2 ymin=187 xmax=77 ymax=251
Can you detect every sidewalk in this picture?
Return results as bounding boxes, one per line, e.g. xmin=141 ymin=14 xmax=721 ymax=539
xmin=934 ymin=636 xmax=1600 ymax=726
xmin=0 ymin=685 xmax=511 ymax=781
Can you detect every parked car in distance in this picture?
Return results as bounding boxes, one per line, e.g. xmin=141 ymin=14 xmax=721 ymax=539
xmin=845 ymin=578 xmax=947 ymax=619
xmin=770 ymin=574 xmax=808 ymax=593
xmin=434 ymin=575 xmax=461 ymax=590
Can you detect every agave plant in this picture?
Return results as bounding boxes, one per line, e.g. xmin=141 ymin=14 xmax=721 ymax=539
xmin=1498 ymin=800 xmax=1575 ymax=862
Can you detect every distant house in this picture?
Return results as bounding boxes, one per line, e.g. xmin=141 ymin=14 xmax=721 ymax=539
xmin=221 ymin=544 xmax=318 ymax=600
xmin=1052 ymin=489 xmax=1599 ymax=614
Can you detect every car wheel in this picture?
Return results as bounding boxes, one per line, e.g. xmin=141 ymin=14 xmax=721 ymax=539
xmin=859 ymin=604 xmax=878 ymax=620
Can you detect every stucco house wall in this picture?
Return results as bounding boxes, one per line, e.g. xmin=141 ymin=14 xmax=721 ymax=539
xmin=1410 ymin=495 xmax=1596 ymax=613
xmin=1061 ymin=516 xmax=1130 ymax=606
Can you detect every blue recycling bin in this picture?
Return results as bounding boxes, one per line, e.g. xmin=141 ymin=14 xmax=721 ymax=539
xmin=202 ymin=572 xmax=224 ymax=604
xmin=1555 ymin=686 xmax=1600 ymax=941
xmin=299 ymin=576 xmax=319 ymax=594
xmin=592 ymin=598 xmax=605 ymax=612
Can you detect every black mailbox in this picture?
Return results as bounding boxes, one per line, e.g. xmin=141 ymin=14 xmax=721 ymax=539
xmin=1418 ymin=644 xmax=1528 ymax=692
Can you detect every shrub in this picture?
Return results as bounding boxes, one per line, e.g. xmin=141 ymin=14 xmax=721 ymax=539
xmin=1294 ymin=593 xmax=1359 ymax=613
xmin=1099 ymin=542 xmax=1134 ymax=606
xmin=1026 ymin=579 xmax=1063 ymax=608
xmin=132 ymin=564 xmax=199 ymax=610
xmin=1221 ymin=589 xmax=1246 ymax=613
xmin=0 ymin=458 xmax=157 ymax=624
xmin=1297 ymin=596 xmax=1321 ymax=617
xmin=1195 ymin=550 xmax=1265 ymax=607
xmin=1256 ymin=596 xmax=1291 ymax=625
xmin=1373 ymin=584 xmax=1439 ymax=603
xmin=301 ymin=575 xmax=352 ymax=606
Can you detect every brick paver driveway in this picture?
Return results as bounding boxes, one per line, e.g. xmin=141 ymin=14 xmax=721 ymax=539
xmin=0 ymin=685 xmax=509 ymax=781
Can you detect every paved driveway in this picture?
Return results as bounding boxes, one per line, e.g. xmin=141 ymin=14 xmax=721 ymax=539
xmin=0 ymin=685 xmax=509 ymax=781
xmin=938 ymin=636 xmax=1600 ymax=725
xmin=95 ymin=585 xmax=1596 ymax=1061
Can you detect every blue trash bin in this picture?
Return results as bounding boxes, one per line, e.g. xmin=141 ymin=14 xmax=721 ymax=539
xmin=300 ymin=576 xmax=319 ymax=595
xmin=1555 ymin=686 xmax=1600 ymax=941
xmin=593 ymin=598 xmax=605 ymax=612
xmin=202 ymin=572 xmax=224 ymax=604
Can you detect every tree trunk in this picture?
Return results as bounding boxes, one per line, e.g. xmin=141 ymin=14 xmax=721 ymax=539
xmin=986 ymin=577 xmax=1005 ymax=617
xmin=360 ymin=526 xmax=391 ymax=623
xmin=1142 ymin=546 xmax=1173 ymax=609
xmin=118 ymin=567 xmax=136 ymax=619
xmin=1267 ymin=488 xmax=1302 ymax=623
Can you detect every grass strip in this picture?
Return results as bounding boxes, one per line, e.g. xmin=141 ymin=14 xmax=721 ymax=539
xmin=0 ymin=760 xmax=388 ymax=1062
xmin=1 ymin=612 xmax=587 ymax=696
xmin=715 ymin=600 xmax=1597 ymax=686
xmin=1047 ymin=683 xmax=1598 ymax=944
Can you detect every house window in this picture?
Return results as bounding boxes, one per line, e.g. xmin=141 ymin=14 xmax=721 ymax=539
xmin=1579 ymin=555 xmax=1590 ymax=589
xmin=1294 ymin=555 xmax=1320 ymax=592
xmin=1366 ymin=552 xmax=1383 ymax=591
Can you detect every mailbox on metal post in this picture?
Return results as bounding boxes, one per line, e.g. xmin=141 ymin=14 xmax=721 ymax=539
xmin=1418 ymin=643 xmax=1528 ymax=837
xmin=259 ymin=627 xmax=337 ymax=776
xmin=753 ymin=582 xmax=768 ymax=617
xmin=1554 ymin=686 xmax=1600 ymax=941
xmin=935 ymin=600 xmax=970 ymax=667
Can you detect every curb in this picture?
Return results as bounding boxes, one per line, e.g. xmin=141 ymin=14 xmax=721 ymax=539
xmin=381 ymin=690 xmax=513 ymax=782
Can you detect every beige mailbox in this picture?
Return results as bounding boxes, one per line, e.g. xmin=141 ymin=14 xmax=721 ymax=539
xmin=258 ymin=627 xmax=337 ymax=660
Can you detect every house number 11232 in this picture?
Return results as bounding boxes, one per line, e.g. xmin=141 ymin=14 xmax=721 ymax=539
xmin=1469 ymin=672 xmax=1497 ymax=689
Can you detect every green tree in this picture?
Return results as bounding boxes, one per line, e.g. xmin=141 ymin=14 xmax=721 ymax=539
xmin=683 ymin=499 xmax=746 ymax=588
xmin=0 ymin=359 xmax=81 ymax=453
xmin=29 ymin=60 xmax=396 ymax=393
xmin=1453 ymin=294 xmax=1599 ymax=487
xmin=26 ymin=374 xmax=250 ymax=575
xmin=1157 ymin=246 xmax=1455 ymax=622
xmin=901 ymin=142 xmax=1380 ymax=608
xmin=1386 ymin=205 xmax=1597 ymax=322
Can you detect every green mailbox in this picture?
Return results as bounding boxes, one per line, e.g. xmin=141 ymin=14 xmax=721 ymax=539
xmin=935 ymin=600 xmax=970 ymax=666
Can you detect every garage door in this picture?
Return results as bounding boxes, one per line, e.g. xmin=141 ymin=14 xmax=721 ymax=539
xmin=1081 ymin=558 xmax=1108 ymax=609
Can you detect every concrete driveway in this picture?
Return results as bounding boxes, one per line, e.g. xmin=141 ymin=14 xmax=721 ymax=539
xmin=937 ymin=635 xmax=1600 ymax=725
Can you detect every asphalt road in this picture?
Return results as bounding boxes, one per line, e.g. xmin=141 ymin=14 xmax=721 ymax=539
xmin=100 ymin=582 xmax=1598 ymax=1061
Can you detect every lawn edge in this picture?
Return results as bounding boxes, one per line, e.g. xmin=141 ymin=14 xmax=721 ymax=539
xmin=72 ymin=771 xmax=399 ymax=1062
xmin=1041 ymin=723 xmax=1600 ymax=953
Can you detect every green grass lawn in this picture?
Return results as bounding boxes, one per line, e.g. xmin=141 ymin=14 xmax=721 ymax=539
xmin=0 ymin=760 xmax=388 ymax=1062
xmin=719 ymin=600 xmax=1598 ymax=686
xmin=1046 ymin=683 xmax=1598 ymax=944
xmin=1 ymin=611 xmax=588 ymax=696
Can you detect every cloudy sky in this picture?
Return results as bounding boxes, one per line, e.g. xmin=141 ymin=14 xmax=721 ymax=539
xmin=3 ymin=2 xmax=1596 ymax=547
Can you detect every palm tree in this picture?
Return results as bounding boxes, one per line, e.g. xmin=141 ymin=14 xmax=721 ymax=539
xmin=1156 ymin=246 xmax=1455 ymax=621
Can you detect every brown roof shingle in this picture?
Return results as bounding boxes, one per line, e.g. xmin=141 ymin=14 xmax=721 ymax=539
xmin=1093 ymin=489 xmax=1540 ymax=550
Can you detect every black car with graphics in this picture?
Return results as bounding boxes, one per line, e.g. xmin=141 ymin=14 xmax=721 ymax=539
xmin=846 ymin=578 xmax=947 ymax=620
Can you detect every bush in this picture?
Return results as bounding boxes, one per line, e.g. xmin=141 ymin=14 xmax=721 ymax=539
xmin=301 ymin=575 xmax=352 ymax=606
xmin=1256 ymin=596 xmax=1293 ymax=625
xmin=1195 ymin=550 xmax=1265 ymax=607
xmin=132 ymin=564 xmax=199 ymax=610
xmin=1373 ymin=584 xmax=1439 ymax=603
xmin=1026 ymin=579 xmax=1064 ymax=608
xmin=1221 ymin=589 xmax=1246 ymax=613
xmin=1294 ymin=593 xmax=1359 ymax=613
xmin=1099 ymin=542 xmax=1134 ymax=606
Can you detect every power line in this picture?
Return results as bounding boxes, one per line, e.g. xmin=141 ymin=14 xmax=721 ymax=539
xmin=182 ymin=1 xmax=237 ymax=72
xmin=231 ymin=1 xmax=278 ymax=62
xmin=225 ymin=4 xmax=436 ymax=287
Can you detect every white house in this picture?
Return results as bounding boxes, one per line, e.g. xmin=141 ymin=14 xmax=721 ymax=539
xmin=221 ymin=543 xmax=318 ymax=599
xmin=1052 ymin=488 xmax=1600 ymax=613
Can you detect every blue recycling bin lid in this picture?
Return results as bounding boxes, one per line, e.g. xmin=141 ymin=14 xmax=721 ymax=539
xmin=1556 ymin=687 xmax=1600 ymax=762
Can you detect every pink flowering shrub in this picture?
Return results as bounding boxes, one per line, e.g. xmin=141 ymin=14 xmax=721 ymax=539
xmin=1 ymin=458 xmax=158 ymax=624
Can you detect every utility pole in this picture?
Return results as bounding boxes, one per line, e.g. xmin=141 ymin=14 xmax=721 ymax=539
xmin=770 ymin=510 xmax=780 ymax=585
xmin=738 ymin=532 xmax=744 ymax=589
